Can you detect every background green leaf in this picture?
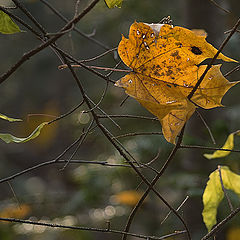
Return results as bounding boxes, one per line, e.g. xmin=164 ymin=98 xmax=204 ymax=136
xmin=0 ymin=10 xmax=21 ymax=34
xmin=0 ymin=122 xmax=48 ymax=143
xmin=105 ymin=0 xmax=122 ymax=8
xmin=0 ymin=113 xmax=22 ymax=122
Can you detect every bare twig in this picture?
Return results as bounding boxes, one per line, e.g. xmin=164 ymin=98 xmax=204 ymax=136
xmin=0 ymin=217 xmax=186 ymax=240
xmin=161 ymin=196 xmax=189 ymax=224
xmin=188 ymin=18 xmax=240 ymax=100
xmin=196 ymin=110 xmax=216 ymax=144
xmin=208 ymin=0 xmax=230 ymax=14
xmin=201 ymin=207 xmax=240 ymax=240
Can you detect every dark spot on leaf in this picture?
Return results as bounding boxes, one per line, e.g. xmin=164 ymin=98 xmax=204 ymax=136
xmin=175 ymin=42 xmax=183 ymax=48
xmin=191 ymin=46 xmax=202 ymax=55
xmin=154 ymin=71 xmax=161 ymax=76
xmin=171 ymin=51 xmax=179 ymax=57
xmin=166 ymin=69 xmax=173 ymax=76
xmin=167 ymin=84 xmax=171 ymax=88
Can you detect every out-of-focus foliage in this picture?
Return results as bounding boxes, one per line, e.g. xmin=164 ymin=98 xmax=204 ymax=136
xmin=0 ymin=204 xmax=31 ymax=219
xmin=112 ymin=190 xmax=143 ymax=206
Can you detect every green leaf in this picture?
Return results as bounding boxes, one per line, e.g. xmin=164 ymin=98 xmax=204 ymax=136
xmin=204 ymin=130 xmax=240 ymax=159
xmin=105 ymin=0 xmax=122 ymax=8
xmin=0 ymin=122 xmax=48 ymax=143
xmin=0 ymin=10 xmax=21 ymax=34
xmin=0 ymin=113 xmax=22 ymax=122
xmin=202 ymin=166 xmax=240 ymax=231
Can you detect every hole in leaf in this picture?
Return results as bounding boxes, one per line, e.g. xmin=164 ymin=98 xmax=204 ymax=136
xmin=191 ymin=46 xmax=202 ymax=55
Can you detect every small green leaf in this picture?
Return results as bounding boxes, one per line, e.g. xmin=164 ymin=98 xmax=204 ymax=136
xmin=105 ymin=0 xmax=122 ymax=8
xmin=202 ymin=166 xmax=240 ymax=231
xmin=203 ymin=131 xmax=240 ymax=159
xmin=0 ymin=10 xmax=21 ymax=34
xmin=0 ymin=122 xmax=48 ymax=143
xmin=0 ymin=113 xmax=22 ymax=122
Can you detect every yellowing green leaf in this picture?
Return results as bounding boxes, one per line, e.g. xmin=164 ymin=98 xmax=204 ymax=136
xmin=105 ymin=0 xmax=122 ymax=8
xmin=204 ymin=131 xmax=240 ymax=159
xmin=0 ymin=113 xmax=22 ymax=122
xmin=202 ymin=166 xmax=240 ymax=231
xmin=0 ymin=10 xmax=21 ymax=34
xmin=0 ymin=122 xmax=48 ymax=143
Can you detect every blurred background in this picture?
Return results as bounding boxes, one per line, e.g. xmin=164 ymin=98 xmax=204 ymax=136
xmin=0 ymin=0 xmax=240 ymax=239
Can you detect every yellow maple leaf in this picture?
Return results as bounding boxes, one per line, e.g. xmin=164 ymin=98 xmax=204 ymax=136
xmin=115 ymin=22 xmax=239 ymax=144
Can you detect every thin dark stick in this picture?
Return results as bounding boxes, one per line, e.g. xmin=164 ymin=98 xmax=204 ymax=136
xmin=188 ymin=18 xmax=240 ymax=100
xmin=196 ymin=110 xmax=216 ymax=144
xmin=120 ymin=95 xmax=129 ymax=107
xmin=83 ymin=81 xmax=109 ymax=113
xmin=112 ymin=132 xmax=163 ymax=139
xmin=0 ymin=129 xmax=97 ymax=184
xmin=48 ymin=100 xmax=85 ymax=125
xmin=0 ymin=0 xmax=101 ymax=84
xmin=64 ymin=58 xmax=191 ymax=239
xmin=201 ymin=207 xmax=240 ymax=240
xmin=208 ymin=0 xmax=230 ymax=14
xmin=180 ymin=145 xmax=240 ymax=153
xmin=218 ymin=166 xmax=234 ymax=211
xmin=11 ymin=0 xmax=47 ymax=34
xmin=161 ymin=196 xmax=189 ymax=224
xmin=39 ymin=0 xmax=110 ymax=50
xmin=60 ymin=120 xmax=95 ymax=170
xmin=7 ymin=181 xmax=21 ymax=208
xmin=0 ymin=217 xmax=186 ymax=240
xmin=58 ymin=64 xmax=130 ymax=73
xmin=224 ymin=65 xmax=240 ymax=77
xmin=0 ymin=159 xmax=149 ymax=185
xmin=122 ymin=126 xmax=191 ymax=240
xmin=97 ymin=114 xmax=158 ymax=121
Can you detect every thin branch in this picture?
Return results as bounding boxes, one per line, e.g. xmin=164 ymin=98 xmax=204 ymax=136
xmin=224 ymin=64 xmax=240 ymax=77
xmin=0 ymin=217 xmax=186 ymax=240
xmin=208 ymin=0 xmax=230 ymax=14
xmin=39 ymin=0 xmax=110 ymax=50
xmin=188 ymin=18 xmax=240 ymax=100
xmin=122 ymin=126 xmax=191 ymax=240
xmin=0 ymin=0 xmax=101 ymax=84
xmin=97 ymin=114 xmax=158 ymax=121
xmin=112 ymin=132 xmax=163 ymax=139
xmin=201 ymin=207 xmax=240 ymax=240
xmin=64 ymin=57 xmax=191 ymax=239
xmin=161 ymin=196 xmax=189 ymax=224
xmin=180 ymin=145 xmax=240 ymax=153
xmin=60 ymin=120 xmax=95 ymax=170
xmin=58 ymin=64 xmax=130 ymax=73
xmin=196 ymin=110 xmax=216 ymax=144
